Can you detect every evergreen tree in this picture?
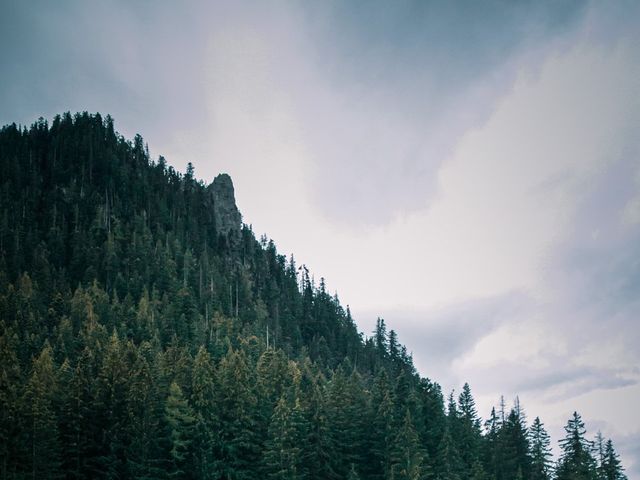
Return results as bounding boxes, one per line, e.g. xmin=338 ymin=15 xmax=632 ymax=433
xmin=164 ymin=381 xmax=195 ymax=478
xmin=457 ymin=383 xmax=483 ymax=477
xmin=367 ymin=368 xmax=395 ymax=480
xmin=126 ymin=342 xmax=164 ymax=480
xmin=497 ymin=404 xmax=531 ymax=480
xmin=556 ymin=412 xmax=598 ymax=480
xmin=24 ymin=343 xmax=61 ymax=479
xmin=530 ymin=417 xmax=553 ymax=480
xmin=214 ymin=348 xmax=261 ymax=480
xmin=191 ymin=346 xmax=217 ymax=479
xmin=390 ymin=410 xmax=429 ymax=480
xmin=325 ymin=363 xmax=367 ymax=478
xmin=300 ymin=366 xmax=335 ymax=480
xmin=482 ymin=406 xmax=502 ymax=479
xmin=0 ymin=328 xmax=21 ymax=479
xmin=263 ymin=395 xmax=308 ymax=480
xmin=600 ymin=439 xmax=626 ymax=480
xmin=433 ymin=426 xmax=463 ymax=480
xmin=347 ymin=464 xmax=361 ymax=480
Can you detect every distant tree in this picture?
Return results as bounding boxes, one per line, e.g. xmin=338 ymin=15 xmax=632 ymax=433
xmin=263 ymin=395 xmax=308 ymax=480
xmin=24 ymin=343 xmax=61 ymax=479
xmin=530 ymin=416 xmax=553 ymax=480
xmin=164 ymin=381 xmax=195 ymax=478
xmin=600 ymin=439 xmax=626 ymax=480
xmin=498 ymin=402 xmax=531 ymax=480
xmin=0 ymin=328 xmax=21 ymax=479
xmin=482 ymin=406 xmax=502 ymax=479
xmin=214 ymin=348 xmax=261 ymax=480
xmin=325 ymin=363 xmax=367 ymax=478
xmin=556 ymin=412 xmax=598 ymax=480
xmin=191 ymin=346 xmax=216 ymax=479
xmin=457 ymin=383 xmax=483 ymax=476
xmin=391 ymin=409 xmax=429 ymax=480
xmin=433 ymin=425 xmax=463 ymax=480
xmin=367 ymin=368 xmax=395 ymax=480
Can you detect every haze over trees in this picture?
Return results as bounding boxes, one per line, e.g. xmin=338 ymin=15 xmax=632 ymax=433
xmin=0 ymin=113 xmax=627 ymax=479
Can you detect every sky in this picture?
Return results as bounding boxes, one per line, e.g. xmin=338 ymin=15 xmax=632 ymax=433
xmin=2 ymin=0 xmax=639 ymax=474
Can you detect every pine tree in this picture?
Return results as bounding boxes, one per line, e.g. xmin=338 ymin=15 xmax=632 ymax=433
xmin=263 ymin=395 xmax=308 ymax=480
xmin=482 ymin=406 xmax=501 ymax=479
xmin=0 ymin=327 xmax=22 ymax=479
xmin=433 ymin=426 xmax=463 ymax=480
xmin=214 ymin=348 xmax=261 ymax=480
xmin=416 ymin=378 xmax=446 ymax=472
xmin=300 ymin=366 xmax=335 ymax=480
xmin=191 ymin=346 xmax=217 ymax=479
xmin=164 ymin=381 xmax=195 ymax=478
xmin=126 ymin=342 xmax=164 ymax=480
xmin=95 ymin=331 xmax=129 ymax=478
xmin=594 ymin=431 xmax=606 ymax=478
xmin=556 ymin=412 xmax=598 ymax=480
xmin=390 ymin=409 xmax=429 ymax=480
xmin=498 ymin=404 xmax=531 ymax=480
xmin=530 ymin=417 xmax=553 ymax=480
xmin=347 ymin=464 xmax=361 ymax=480
xmin=325 ymin=363 xmax=367 ymax=478
xmin=457 ymin=383 xmax=482 ymax=477
xmin=367 ymin=368 xmax=395 ymax=480
xmin=24 ymin=343 xmax=61 ymax=479
xmin=600 ymin=439 xmax=626 ymax=480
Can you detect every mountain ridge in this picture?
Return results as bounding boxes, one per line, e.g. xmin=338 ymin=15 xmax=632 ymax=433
xmin=0 ymin=112 xmax=627 ymax=480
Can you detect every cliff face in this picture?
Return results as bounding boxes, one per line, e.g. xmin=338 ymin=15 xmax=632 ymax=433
xmin=210 ymin=173 xmax=242 ymax=237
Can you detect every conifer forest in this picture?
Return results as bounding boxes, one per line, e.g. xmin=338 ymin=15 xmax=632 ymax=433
xmin=0 ymin=113 xmax=628 ymax=479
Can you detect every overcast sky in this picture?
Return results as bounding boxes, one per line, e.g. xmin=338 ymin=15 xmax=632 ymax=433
xmin=2 ymin=0 xmax=639 ymax=474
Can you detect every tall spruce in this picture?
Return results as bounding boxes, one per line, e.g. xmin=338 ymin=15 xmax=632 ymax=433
xmin=556 ymin=412 xmax=598 ymax=480
xmin=529 ymin=417 xmax=553 ymax=480
xmin=164 ymin=381 xmax=195 ymax=478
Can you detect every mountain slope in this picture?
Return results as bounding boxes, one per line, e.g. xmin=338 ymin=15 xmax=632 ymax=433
xmin=0 ymin=112 xmax=626 ymax=480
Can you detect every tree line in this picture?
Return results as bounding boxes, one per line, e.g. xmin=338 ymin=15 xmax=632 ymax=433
xmin=0 ymin=112 xmax=627 ymax=479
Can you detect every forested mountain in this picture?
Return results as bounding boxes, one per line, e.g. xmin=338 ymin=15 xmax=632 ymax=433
xmin=0 ymin=112 xmax=627 ymax=479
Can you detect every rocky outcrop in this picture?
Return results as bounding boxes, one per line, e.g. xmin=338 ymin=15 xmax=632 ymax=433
xmin=209 ymin=173 xmax=242 ymax=237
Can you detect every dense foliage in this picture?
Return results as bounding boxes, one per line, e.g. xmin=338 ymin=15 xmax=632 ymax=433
xmin=0 ymin=113 xmax=627 ymax=479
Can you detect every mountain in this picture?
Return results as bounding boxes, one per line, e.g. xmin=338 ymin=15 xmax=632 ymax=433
xmin=0 ymin=112 xmax=627 ymax=480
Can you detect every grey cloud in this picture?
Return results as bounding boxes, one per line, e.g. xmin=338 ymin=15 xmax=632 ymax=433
xmin=357 ymin=290 xmax=531 ymax=387
xmin=544 ymin=143 xmax=640 ymax=352
xmin=511 ymin=364 xmax=639 ymax=401
xmin=1 ymin=0 xmax=233 ymax=159
xmin=616 ymin=431 xmax=640 ymax=479
xmin=0 ymin=1 xmax=590 ymax=227
xmin=293 ymin=1 xmax=589 ymax=226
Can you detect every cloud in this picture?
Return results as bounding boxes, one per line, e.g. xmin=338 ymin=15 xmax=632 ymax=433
xmin=616 ymin=431 xmax=640 ymax=479
xmin=356 ymin=290 xmax=531 ymax=390
xmin=288 ymin=1 xmax=589 ymax=226
xmin=1 ymin=0 xmax=639 ymax=472
xmin=468 ymin=358 xmax=639 ymax=402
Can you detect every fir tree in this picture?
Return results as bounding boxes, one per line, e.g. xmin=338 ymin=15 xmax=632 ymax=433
xmin=164 ymin=381 xmax=195 ymax=478
xmin=556 ymin=412 xmax=598 ymax=480
xmin=530 ymin=417 xmax=553 ymax=480
xmin=457 ymin=383 xmax=482 ymax=477
xmin=191 ymin=346 xmax=217 ymax=479
xmin=0 ymin=328 xmax=21 ymax=479
xmin=600 ymin=439 xmax=626 ymax=480
xmin=263 ymin=395 xmax=308 ymax=480
xmin=24 ymin=343 xmax=61 ymax=479
xmin=390 ymin=410 xmax=429 ymax=480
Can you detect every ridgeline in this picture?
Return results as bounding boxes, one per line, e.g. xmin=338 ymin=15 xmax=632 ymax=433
xmin=0 ymin=113 xmax=627 ymax=479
